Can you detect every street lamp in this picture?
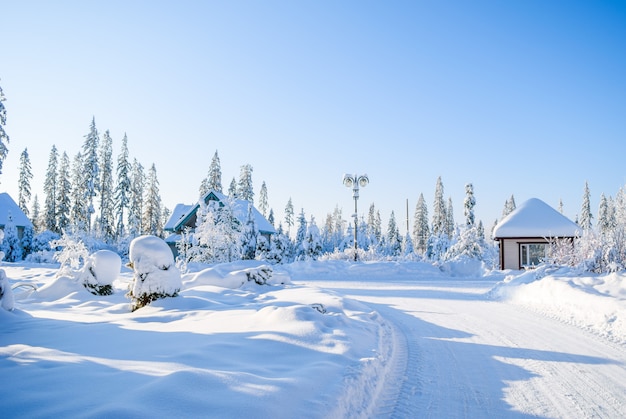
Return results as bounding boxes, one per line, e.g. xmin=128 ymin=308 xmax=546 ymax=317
xmin=343 ymin=173 xmax=369 ymax=261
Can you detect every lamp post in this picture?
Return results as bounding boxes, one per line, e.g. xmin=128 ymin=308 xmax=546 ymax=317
xmin=343 ymin=173 xmax=369 ymax=261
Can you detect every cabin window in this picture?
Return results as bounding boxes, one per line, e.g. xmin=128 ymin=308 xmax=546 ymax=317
xmin=520 ymin=243 xmax=547 ymax=267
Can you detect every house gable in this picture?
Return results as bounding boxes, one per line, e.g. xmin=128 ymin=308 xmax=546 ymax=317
xmin=0 ymin=192 xmax=33 ymax=230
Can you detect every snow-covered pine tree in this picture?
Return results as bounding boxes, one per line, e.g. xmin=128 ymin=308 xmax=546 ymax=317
xmin=114 ymin=133 xmax=131 ymax=238
xmin=597 ymin=193 xmax=616 ymax=235
xmin=70 ymin=151 xmax=88 ymax=231
xmin=432 ymin=176 xmax=446 ymax=236
xmin=43 ymin=145 xmax=59 ymax=233
xmin=413 ymin=193 xmax=429 ymax=255
xmin=580 ymin=181 xmax=593 ymax=231
xmin=228 ymin=177 xmax=238 ymax=198
xmin=258 ymin=181 xmax=268 ymax=217
xmin=464 ymin=183 xmax=476 ymax=227
xmin=501 ymin=195 xmax=516 ymax=219
xmin=0 ymin=81 xmax=9 ymax=176
xmin=294 ymin=209 xmax=307 ymax=260
xmin=18 ymin=148 xmax=32 ymax=217
xmin=303 ymin=216 xmax=323 ymax=260
xmin=386 ymin=211 xmax=402 ymax=257
xmin=31 ymin=194 xmax=42 ymax=233
xmin=284 ymin=197 xmax=294 ymax=235
xmin=446 ymin=197 xmax=455 ymax=238
xmin=240 ymin=203 xmax=258 ymax=260
xmin=268 ymin=208 xmax=275 ymax=227
xmin=142 ymin=163 xmax=162 ymax=237
xmin=56 ymin=152 xmax=72 ymax=232
xmin=98 ymin=130 xmax=115 ymax=241
xmin=128 ymin=158 xmax=145 ymax=236
xmin=81 ymin=117 xmax=100 ymax=232
xmin=237 ymin=164 xmax=254 ymax=203
xmin=402 ymin=231 xmax=414 ymax=258
xmin=1 ymin=212 xmax=22 ymax=262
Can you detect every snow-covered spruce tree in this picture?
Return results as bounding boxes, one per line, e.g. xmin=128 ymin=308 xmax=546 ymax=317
xmin=267 ymin=224 xmax=293 ymax=264
xmin=1 ymin=213 xmax=23 ymax=262
xmin=20 ymin=224 xmax=34 ymax=257
xmin=303 ymin=216 xmax=323 ymax=260
xmin=240 ymin=203 xmax=258 ymax=260
xmin=386 ymin=211 xmax=402 ymax=257
xmin=445 ymin=197 xmax=455 ymax=239
xmin=114 ymin=133 xmax=131 ymax=238
xmin=294 ymin=209 xmax=307 ymax=260
xmin=501 ymin=195 xmax=516 ymax=219
xmin=78 ymin=249 xmax=121 ymax=296
xmin=357 ymin=217 xmax=370 ymax=252
xmin=43 ymin=145 xmax=59 ymax=233
xmin=284 ymin=197 xmax=294 ymax=235
xmin=258 ymin=181 xmax=268 ymax=217
xmin=70 ymin=151 xmax=88 ymax=230
xmin=402 ymin=231 xmax=415 ymax=259
xmin=432 ymin=176 xmax=446 ymax=236
xmin=18 ymin=148 xmax=32 ymax=217
xmin=464 ymin=183 xmax=476 ymax=227
xmin=30 ymin=195 xmax=42 ymax=233
xmin=413 ymin=193 xmax=429 ymax=255
xmin=142 ymin=164 xmax=162 ymax=237
xmin=81 ymin=117 xmax=100 ymax=232
xmin=579 ymin=181 xmax=593 ymax=231
xmin=56 ymin=152 xmax=72 ymax=233
xmin=98 ymin=130 xmax=115 ymax=242
xmin=228 ymin=177 xmax=238 ymax=198
xmin=268 ymin=208 xmax=275 ymax=227
xmin=127 ymin=235 xmax=181 ymax=311
xmin=237 ymin=163 xmax=254 ymax=203
xmin=208 ymin=150 xmax=223 ymax=193
xmin=597 ymin=193 xmax=614 ymax=235
xmin=0 ymin=80 xmax=10 ymax=176
xmin=128 ymin=158 xmax=145 ymax=236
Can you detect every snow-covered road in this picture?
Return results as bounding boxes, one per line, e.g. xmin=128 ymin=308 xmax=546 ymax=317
xmin=302 ymin=278 xmax=626 ymax=418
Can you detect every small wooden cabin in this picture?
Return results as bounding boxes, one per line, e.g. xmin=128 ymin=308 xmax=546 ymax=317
xmin=493 ymin=198 xmax=580 ymax=270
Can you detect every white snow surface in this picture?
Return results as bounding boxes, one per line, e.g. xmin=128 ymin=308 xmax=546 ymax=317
xmin=1 ymin=259 xmax=625 ymax=418
xmin=82 ymin=249 xmax=122 ymax=286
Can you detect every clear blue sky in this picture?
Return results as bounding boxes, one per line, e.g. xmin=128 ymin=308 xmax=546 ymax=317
xmin=2 ymin=0 xmax=625 ymax=234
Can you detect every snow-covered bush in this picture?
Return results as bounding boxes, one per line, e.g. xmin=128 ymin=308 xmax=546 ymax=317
xmin=52 ymin=233 xmax=89 ymax=279
xmin=78 ymin=249 xmax=121 ymax=296
xmin=0 ymin=269 xmax=15 ymax=311
xmin=127 ymin=235 xmax=181 ymax=311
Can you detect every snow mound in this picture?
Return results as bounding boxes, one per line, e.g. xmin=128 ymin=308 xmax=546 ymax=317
xmin=88 ymin=249 xmax=122 ymax=286
xmin=0 ymin=269 xmax=15 ymax=311
xmin=185 ymin=261 xmax=291 ymax=289
xmin=490 ymin=267 xmax=626 ymax=344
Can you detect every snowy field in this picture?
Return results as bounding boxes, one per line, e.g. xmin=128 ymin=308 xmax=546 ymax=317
xmin=1 ymin=259 xmax=626 ymax=418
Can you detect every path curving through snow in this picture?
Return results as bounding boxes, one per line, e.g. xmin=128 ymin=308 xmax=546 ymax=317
xmin=301 ymin=278 xmax=626 ymax=418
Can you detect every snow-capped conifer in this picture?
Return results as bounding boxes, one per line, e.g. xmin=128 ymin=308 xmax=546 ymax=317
xmin=238 ymin=164 xmax=254 ymax=203
xmin=303 ymin=216 xmax=323 ymax=260
xmin=432 ymin=176 xmax=446 ymax=236
xmin=1 ymin=213 xmax=22 ymax=261
xmin=580 ymin=181 xmax=593 ymax=231
xmin=413 ymin=193 xmax=429 ymax=255
xmin=142 ymin=163 xmax=162 ymax=237
xmin=43 ymin=145 xmax=59 ymax=233
xmin=98 ymin=130 xmax=115 ymax=241
xmin=294 ymin=209 xmax=307 ymax=260
xmin=0 ymin=81 xmax=10 ymax=176
xmin=464 ymin=183 xmax=475 ymax=227
xmin=128 ymin=158 xmax=145 ymax=236
xmin=240 ymin=204 xmax=258 ymax=260
xmin=284 ymin=198 xmax=294 ymax=234
xmin=386 ymin=211 xmax=401 ymax=256
xmin=18 ymin=148 xmax=32 ymax=217
xmin=70 ymin=151 xmax=88 ymax=230
xmin=258 ymin=181 xmax=268 ymax=217
xmin=56 ymin=152 xmax=72 ymax=233
xmin=114 ymin=133 xmax=132 ymax=238
xmin=81 ymin=117 xmax=100 ymax=232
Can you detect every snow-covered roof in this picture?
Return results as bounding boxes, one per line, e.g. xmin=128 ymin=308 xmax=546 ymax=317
xmin=165 ymin=190 xmax=276 ymax=235
xmin=493 ymin=198 xmax=581 ymax=239
xmin=0 ymin=192 xmax=33 ymax=228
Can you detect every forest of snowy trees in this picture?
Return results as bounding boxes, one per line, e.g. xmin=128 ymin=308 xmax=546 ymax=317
xmin=2 ymin=81 xmax=626 ymax=273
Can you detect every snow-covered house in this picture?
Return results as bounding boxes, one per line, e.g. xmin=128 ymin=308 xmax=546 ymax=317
xmin=0 ymin=192 xmax=33 ymax=239
xmin=164 ymin=190 xmax=276 ymax=256
xmin=493 ymin=198 xmax=580 ymax=270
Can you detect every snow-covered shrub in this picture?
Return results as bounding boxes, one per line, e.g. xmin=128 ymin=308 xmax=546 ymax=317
xmin=0 ymin=268 xmax=15 ymax=311
xmin=52 ymin=233 xmax=89 ymax=279
xmin=78 ymin=249 xmax=121 ymax=296
xmin=127 ymin=235 xmax=181 ymax=311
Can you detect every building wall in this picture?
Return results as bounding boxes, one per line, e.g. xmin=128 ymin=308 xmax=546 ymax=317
xmin=500 ymin=237 xmax=552 ymax=270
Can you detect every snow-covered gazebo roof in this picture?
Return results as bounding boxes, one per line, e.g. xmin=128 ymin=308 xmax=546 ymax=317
xmin=493 ymin=198 xmax=580 ymax=239
xmin=0 ymin=192 xmax=32 ymax=228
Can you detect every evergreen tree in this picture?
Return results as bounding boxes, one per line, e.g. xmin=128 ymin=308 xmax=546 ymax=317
xmin=31 ymin=194 xmax=42 ymax=233
xmin=56 ymin=152 xmax=72 ymax=232
xmin=580 ymin=181 xmax=593 ymax=231
xmin=114 ymin=133 xmax=131 ymax=238
xmin=501 ymin=195 xmax=516 ymax=219
xmin=303 ymin=216 xmax=323 ymax=260
xmin=1 ymin=213 xmax=22 ymax=261
xmin=142 ymin=163 xmax=162 ymax=237
xmin=294 ymin=209 xmax=307 ymax=260
xmin=446 ymin=197 xmax=455 ymax=238
xmin=128 ymin=158 xmax=145 ymax=236
xmin=228 ymin=177 xmax=238 ymax=198
xmin=413 ymin=193 xmax=429 ymax=255
xmin=81 ymin=117 xmax=100 ymax=231
xmin=432 ymin=176 xmax=446 ymax=236
xmin=200 ymin=150 xmax=223 ymax=196
xmin=464 ymin=183 xmax=476 ymax=227
xmin=402 ymin=231 xmax=414 ymax=258
xmin=98 ymin=130 xmax=115 ymax=241
xmin=18 ymin=148 xmax=32 ymax=217
xmin=268 ymin=208 xmax=275 ymax=227
xmin=387 ymin=211 xmax=402 ymax=256
xmin=240 ymin=203 xmax=258 ymax=260
xmin=597 ymin=193 xmax=615 ymax=235
xmin=43 ymin=145 xmax=59 ymax=232
xmin=284 ymin=197 xmax=294 ymax=234
xmin=0 ymin=81 xmax=10 ymax=177
xmin=258 ymin=181 xmax=269 ymax=217
xmin=70 ymin=151 xmax=88 ymax=230
xmin=238 ymin=164 xmax=254 ymax=203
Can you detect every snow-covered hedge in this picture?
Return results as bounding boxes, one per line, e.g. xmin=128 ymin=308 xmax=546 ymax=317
xmin=127 ymin=235 xmax=181 ymax=311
